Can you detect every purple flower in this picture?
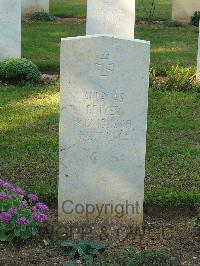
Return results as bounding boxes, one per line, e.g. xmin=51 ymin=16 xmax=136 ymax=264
xmin=20 ymin=201 xmax=27 ymax=209
xmin=0 ymin=179 xmax=5 ymax=186
xmin=13 ymin=187 xmax=26 ymax=196
xmin=0 ymin=192 xmax=9 ymax=201
xmin=3 ymin=182 xmax=13 ymax=191
xmin=0 ymin=212 xmax=12 ymax=223
xmin=8 ymin=207 xmax=17 ymax=214
xmin=16 ymin=217 xmax=29 ymax=225
xmin=31 ymin=206 xmax=37 ymax=212
xmin=32 ymin=213 xmax=48 ymax=223
xmin=35 ymin=203 xmax=49 ymax=212
xmin=28 ymin=194 xmax=39 ymax=202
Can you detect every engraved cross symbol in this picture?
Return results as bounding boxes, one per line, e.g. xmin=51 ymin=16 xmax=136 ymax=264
xmin=96 ymin=53 xmax=114 ymax=77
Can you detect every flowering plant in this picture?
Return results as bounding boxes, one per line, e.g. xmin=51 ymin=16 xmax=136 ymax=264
xmin=0 ymin=178 xmax=49 ymax=241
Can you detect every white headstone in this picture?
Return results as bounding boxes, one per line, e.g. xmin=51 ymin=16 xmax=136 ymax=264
xmin=172 ymin=0 xmax=200 ymax=22
xmin=197 ymin=22 xmax=200 ymax=81
xmin=22 ymin=0 xmax=49 ymax=16
xmin=59 ymin=35 xmax=150 ymax=225
xmin=0 ymin=0 xmax=21 ymax=61
xmin=86 ymin=0 xmax=135 ymax=38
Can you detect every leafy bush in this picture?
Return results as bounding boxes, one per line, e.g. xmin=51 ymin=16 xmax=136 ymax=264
xmin=191 ymin=11 xmax=200 ymax=27
xmin=0 ymin=178 xmax=49 ymax=241
xmin=95 ymin=249 xmax=179 ymax=265
xmin=150 ymin=66 xmax=198 ymax=92
xmin=31 ymin=12 xmax=56 ymax=21
xmin=0 ymin=58 xmax=41 ymax=85
xmin=165 ymin=66 xmax=196 ymax=91
xmin=60 ymin=240 xmax=105 ymax=264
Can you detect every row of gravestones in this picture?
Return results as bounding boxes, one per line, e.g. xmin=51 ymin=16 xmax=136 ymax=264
xmin=18 ymin=0 xmax=200 ymax=22
xmin=0 ymin=0 xmax=199 ymax=226
xmin=20 ymin=0 xmax=200 ymax=22
xmin=2 ymin=0 xmax=200 ymax=60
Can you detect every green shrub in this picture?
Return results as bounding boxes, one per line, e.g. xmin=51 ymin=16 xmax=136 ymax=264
xmin=31 ymin=12 xmax=56 ymax=21
xmin=150 ymin=66 xmax=198 ymax=92
xmin=165 ymin=66 xmax=196 ymax=91
xmin=0 ymin=58 xmax=41 ymax=85
xmin=191 ymin=11 xmax=200 ymax=27
xmin=60 ymin=240 xmax=105 ymax=264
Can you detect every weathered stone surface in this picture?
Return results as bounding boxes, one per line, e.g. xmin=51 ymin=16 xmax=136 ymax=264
xmin=22 ymin=0 xmax=49 ymax=16
xmin=59 ymin=35 xmax=150 ymax=225
xmin=0 ymin=0 xmax=21 ymax=61
xmin=86 ymin=0 xmax=135 ymax=38
xmin=172 ymin=0 xmax=200 ymax=22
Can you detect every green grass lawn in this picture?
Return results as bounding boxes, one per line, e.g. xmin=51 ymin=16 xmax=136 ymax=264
xmin=50 ymin=0 xmax=172 ymax=21
xmin=136 ymin=0 xmax=171 ymax=21
xmin=50 ymin=0 xmax=86 ymax=18
xmin=22 ymin=22 xmax=199 ymax=72
xmin=0 ymin=85 xmax=199 ymax=205
xmin=135 ymin=25 xmax=198 ymax=68
xmin=1 ymin=1 xmax=200 ymax=207
xmin=22 ymin=22 xmax=85 ymax=72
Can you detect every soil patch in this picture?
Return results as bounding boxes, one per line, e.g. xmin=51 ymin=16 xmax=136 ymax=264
xmin=41 ymin=73 xmax=59 ymax=86
xmin=0 ymin=207 xmax=199 ymax=265
xmin=24 ymin=16 xmax=191 ymax=28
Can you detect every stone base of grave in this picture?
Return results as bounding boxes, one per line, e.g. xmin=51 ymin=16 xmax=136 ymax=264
xmin=58 ymin=211 xmax=143 ymax=225
xmin=57 ymin=213 xmax=144 ymax=242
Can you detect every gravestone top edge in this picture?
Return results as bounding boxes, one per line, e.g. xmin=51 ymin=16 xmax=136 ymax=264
xmin=61 ymin=34 xmax=150 ymax=46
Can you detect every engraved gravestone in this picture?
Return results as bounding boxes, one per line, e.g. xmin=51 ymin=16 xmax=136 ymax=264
xmin=86 ymin=0 xmax=135 ymax=38
xmin=0 ymin=0 xmax=21 ymax=61
xmin=22 ymin=0 xmax=49 ymax=16
xmin=59 ymin=35 xmax=150 ymax=224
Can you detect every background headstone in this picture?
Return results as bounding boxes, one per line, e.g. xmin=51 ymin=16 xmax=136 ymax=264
xmin=22 ymin=0 xmax=49 ymax=16
xmin=172 ymin=0 xmax=200 ymax=22
xmin=0 ymin=0 xmax=21 ymax=61
xmin=59 ymin=35 xmax=150 ymax=224
xmin=86 ymin=0 xmax=135 ymax=38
